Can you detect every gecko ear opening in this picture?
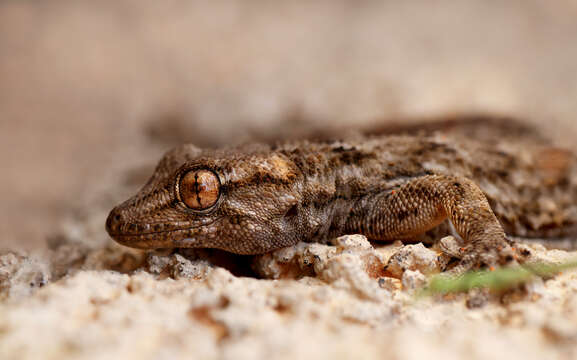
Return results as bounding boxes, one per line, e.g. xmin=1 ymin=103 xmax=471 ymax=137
xmin=284 ymin=204 xmax=299 ymax=219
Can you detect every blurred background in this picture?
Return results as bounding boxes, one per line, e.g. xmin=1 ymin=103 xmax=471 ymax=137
xmin=1 ymin=0 xmax=576 ymax=251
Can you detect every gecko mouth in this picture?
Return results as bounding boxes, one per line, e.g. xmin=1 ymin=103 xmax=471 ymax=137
xmin=105 ymin=210 xmax=221 ymax=249
xmin=109 ymin=229 xmax=199 ymax=249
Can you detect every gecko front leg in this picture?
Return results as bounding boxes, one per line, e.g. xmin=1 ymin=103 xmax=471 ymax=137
xmin=346 ymin=175 xmax=517 ymax=270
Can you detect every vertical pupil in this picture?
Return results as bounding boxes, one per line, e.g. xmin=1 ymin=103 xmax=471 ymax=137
xmin=195 ymin=172 xmax=202 ymax=206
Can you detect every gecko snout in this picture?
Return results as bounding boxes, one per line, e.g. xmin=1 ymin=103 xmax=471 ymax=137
xmin=105 ymin=207 xmax=124 ymax=236
xmin=105 ymin=206 xmax=147 ymax=237
xmin=105 ymin=202 xmax=187 ymax=249
xmin=105 ymin=206 xmax=154 ymax=248
xmin=105 ymin=206 xmax=149 ymax=237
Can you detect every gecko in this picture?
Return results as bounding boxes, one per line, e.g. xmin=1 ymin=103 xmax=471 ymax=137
xmin=105 ymin=119 xmax=577 ymax=271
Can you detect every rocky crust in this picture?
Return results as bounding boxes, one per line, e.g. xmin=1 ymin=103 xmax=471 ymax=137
xmin=1 ymin=210 xmax=577 ymax=359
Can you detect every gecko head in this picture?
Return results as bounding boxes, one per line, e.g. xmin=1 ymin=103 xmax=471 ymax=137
xmin=106 ymin=144 xmax=305 ymax=254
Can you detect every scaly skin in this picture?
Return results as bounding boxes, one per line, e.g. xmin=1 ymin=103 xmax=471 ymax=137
xmin=106 ymin=130 xmax=577 ymax=270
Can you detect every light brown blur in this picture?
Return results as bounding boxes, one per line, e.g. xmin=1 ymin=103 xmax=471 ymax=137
xmin=1 ymin=1 xmax=577 ymax=250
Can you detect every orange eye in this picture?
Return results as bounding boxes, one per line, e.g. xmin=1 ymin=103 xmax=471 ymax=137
xmin=179 ymin=169 xmax=220 ymax=210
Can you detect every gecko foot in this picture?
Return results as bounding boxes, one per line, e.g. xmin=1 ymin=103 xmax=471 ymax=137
xmin=440 ymin=236 xmax=518 ymax=275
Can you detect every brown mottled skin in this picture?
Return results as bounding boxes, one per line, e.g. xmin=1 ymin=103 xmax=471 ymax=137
xmin=106 ymin=123 xmax=577 ymax=270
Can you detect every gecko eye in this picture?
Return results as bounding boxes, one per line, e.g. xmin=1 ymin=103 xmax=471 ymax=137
xmin=179 ymin=169 xmax=220 ymax=210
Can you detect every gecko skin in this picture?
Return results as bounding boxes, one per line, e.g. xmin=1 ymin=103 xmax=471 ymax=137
xmin=106 ymin=129 xmax=577 ymax=269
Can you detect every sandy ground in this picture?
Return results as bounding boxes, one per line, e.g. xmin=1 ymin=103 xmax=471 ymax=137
xmin=1 ymin=1 xmax=577 ymax=359
xmin=2 ymin=214 xmax=577 ymax=359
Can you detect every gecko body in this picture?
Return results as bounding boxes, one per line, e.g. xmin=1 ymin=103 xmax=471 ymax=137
xmin=106 ymin=126 xmax=577 ymax=269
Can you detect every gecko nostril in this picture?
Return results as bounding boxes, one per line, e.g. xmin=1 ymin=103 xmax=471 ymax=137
xmin=284 ymin=204 xmax=299 ymax=219
xmin=106 ymin=210 xmax=125 ymax=234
